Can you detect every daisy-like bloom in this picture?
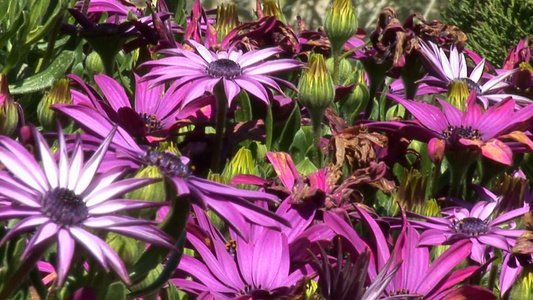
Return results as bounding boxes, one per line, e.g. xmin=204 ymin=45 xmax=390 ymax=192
xmin=418 ymin=39 xmax=532 ymax=108
xmin=324 ymin=208 xmax=486 ymax=299
xmin=141 ymin=39 xmax=304 ymax=107
xmin=68 ymin=73 xmax=212 ymax=143
xmin=172 ymin=208 xmax=310 ymax=299
xmin=411 ymin=200 xmax=529 ymax=264
xmin=0 ymin=126 xmax=176 ymax=287
xmin=385 ymin=92 xmax=533 ymax=166
xmin=52 ymin=104 xmax=289 ymax=237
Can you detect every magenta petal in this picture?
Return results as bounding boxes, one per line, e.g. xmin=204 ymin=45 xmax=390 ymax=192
xmin=386 ymin=94 xmax=447 ymax=132
xmin=500 ymin=254 xmax=522 ymax=297
xmin=266 ymin=152 xmax=299 ymax=190
xmin=416 ymin=240 xmax=471 ymax=295
xmin=94 ymin=74 xmax=131 ymax=111
xmin=252 ymin=229 xmax=286 ymax=289
xmin=418 ymin=229 xmax=448 ymax=246
xmin=56 ymin=229 xmax=75 ymax=286
xmin=477 ymin=234 xmax=510 ymax=251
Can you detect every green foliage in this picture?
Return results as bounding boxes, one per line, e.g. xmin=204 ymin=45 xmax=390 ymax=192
xmin=442 ymin=0 xmax=533 ymax=67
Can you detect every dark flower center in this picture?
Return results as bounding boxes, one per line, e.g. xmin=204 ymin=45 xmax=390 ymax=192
xmin=206 ymin=59 xmax=242 ymax=79
xmin=41 ymin=187 xmax=88 ymax=226
xmin=226 ymin=239 xmax=236 ymax=257
xmin=458 ymin=77 xmax=482 ymax=94
xmin=141 ymin=149 xmax=191 ymax=178
xmin=139 ymin=112 xmax=162 ymax=133
xmin=451 ymin=217 xmax=490 ymax=236
xmin=442 ymin=125 xmax=482 ymax=142
xmin=387 ymin=289 xmax=422 ymax=299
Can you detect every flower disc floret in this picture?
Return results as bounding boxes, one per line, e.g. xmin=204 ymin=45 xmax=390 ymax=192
xmin=42 ymin=187 xmax=88 ymax=226
xmin=206 ymin=59 xmax=242 ymax=79
xmin=141 ymin=149 xmax=191 ymax=178
xmin=451 ymin=217 xmax=490 ymax=236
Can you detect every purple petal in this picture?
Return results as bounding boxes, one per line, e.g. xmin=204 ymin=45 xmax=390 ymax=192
xmin=84 ymin=178 xmax=159 ymax=207
xmin=94 ymin=74 xmax=131 ymax=111
xmin=56 ymin=229 xmax=75 ymax=286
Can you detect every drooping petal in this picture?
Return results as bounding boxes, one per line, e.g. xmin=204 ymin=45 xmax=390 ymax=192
xmin=56 ymin=229 xmax=75 ymax=286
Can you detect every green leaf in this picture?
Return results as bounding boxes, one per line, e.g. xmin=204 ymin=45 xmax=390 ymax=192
xmin=234 ymin=90 xmax=252 ymax=122
xmin=105 ymin=282 xmax=127 ymax=300
xmin=265 ymin=101 xmax=273 ymax=150
xmin=9 ymin=50 xmax=74 ymax=94
xmin=277 ymin=103 xmax=301 ymax=151
xmin=295 ymin=157 xmax=317 ymax=176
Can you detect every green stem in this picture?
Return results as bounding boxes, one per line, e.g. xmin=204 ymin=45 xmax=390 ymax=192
xmin=0 ymin=247 xmax=47 ymax=300
xmin=310 ymin=109 xmax=324 ymax=167
xmin=210 ymin=82 xmax=228 ymax=173
xmin=487 ymin=256 xmax=499 ymax=291
xmin=332 ymin=50 xmax=341 ymax=86
xmin=446 ymin=151 xmax=478 ymax=198
xmin=430 ymin=159 xmax=441 ymax=198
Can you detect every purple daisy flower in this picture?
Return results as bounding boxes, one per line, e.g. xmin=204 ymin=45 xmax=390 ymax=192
xmin=385 ymin=92 xmax=533 ymax=165
xmin=0 ymin=126 xmax=176 ymax=287
xmin=52 ymin=104 xmax=289 ymax=237
xmin=141 ymin=39 xmax=304 ymax=107
xmin=68 ymin=73 xmax=212 ymax=143
xmin=418 ymin=40 xmax=531 ymax=107
xmin=172 ymin=208 xmax=310 ymax=299
xmin=412 ymin=201 xmax=529 ymax=263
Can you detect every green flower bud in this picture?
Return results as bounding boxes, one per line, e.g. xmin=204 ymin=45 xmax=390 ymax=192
xmin=222 ymin=146 xmax=256 ymax=186
xmin=392 ymin=168 xmax=428 ymax=215
xmin=510 ymin=265 xmax=533 ymax=300
xmin=37 ymin=78 xmax=73 ymax=131
xmin=86 ymin=51 xmax=106 ymax=77
xmin=0 ymin=74 xmax=18 ymax=136
xmin=298 ymin=53 xmax=335 ymax=120
xmin=326 ymin=56 xmax=353 ymax=85
xmin=125 ymin=165 xmax=165 ymax=218
xmin=324 ymin=0 xmax=357 ymax=55
xmin=262 ymin=0 xmax=286 ymax=23
xmin=215 ymin=3 xmax=239 ymax=41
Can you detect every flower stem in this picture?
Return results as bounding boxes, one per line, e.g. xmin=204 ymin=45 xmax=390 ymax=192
xmin=446 ymin=151 xmax=478 ymax=198
xmin=0 ymin=246 xmax=48 ymax=300
xmin=309 ymin=109 xmax=324 ymax=167
xmin=210 ymin=81 xmax=228 ymax=173
xmin=332 ymin=49 xmax=341 ymax=85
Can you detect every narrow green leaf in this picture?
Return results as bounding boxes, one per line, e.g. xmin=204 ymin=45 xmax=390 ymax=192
xmin=277 ymin=103 xmax=301 ymax=151
xmin=265 ymin=101 xmax=273 ymax=150
xmin=105 ymin=282 xmax=127 ymax=300
xmin=234 ymin=90 xmax=252 ymax=122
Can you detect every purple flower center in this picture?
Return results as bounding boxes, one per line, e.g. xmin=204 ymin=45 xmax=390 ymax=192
xmin=457 ymin=77 xmax=482 ymax=94
xmin=42 ymin=187 xmax=88 ymax=226
xmin=225 ymin=239 xmax=236 ymax=257
xmin=141 ymin=149 xmax=191 ymax=178
xmin=442 ymin=125 xmax=482 ymax=142
xmin=139 ymin=112 xmax=162 ymax=133
xmin=206 ymin=59 xmax=242 ymax=79
xmin=451 ymin=217 xmax=490 ymax=236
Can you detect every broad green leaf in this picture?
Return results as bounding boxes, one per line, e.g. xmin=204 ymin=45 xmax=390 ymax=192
xmin=105 ymin=282 xmax=127 ymax=300
xmin=9 ymin=50 xmax=75 ymax=94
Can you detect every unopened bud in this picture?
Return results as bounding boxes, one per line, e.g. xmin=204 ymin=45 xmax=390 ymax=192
xmin=0 ymin=74 xmax=18 ymax=136
xmin=298 ymin=53 xmax=335 ymax=119
xmin=38 ymin=78 xmax=72 ymax=131
xmin=324 ymin=0 xmax=357 ymax=54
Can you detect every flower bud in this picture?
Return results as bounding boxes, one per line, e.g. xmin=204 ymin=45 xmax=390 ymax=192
xmin=125 ymin=165 xmax=165 ymax=219
xmin=215 ymin=3 xmax=239 ymax=42
xmin=298 ymin=53 xmax=335 ymax=120
xmin=38 ymin=78 xmax=72 ymax=131
xmin=326 ymin=56 xmax=353 ymax=85
xmin=324 ymin=0 xmax=357 ymax=55
xmin=0 ymin=74 xmax=18 ymax=136
xmin=262 ymin=0 xmax=286 ymax=23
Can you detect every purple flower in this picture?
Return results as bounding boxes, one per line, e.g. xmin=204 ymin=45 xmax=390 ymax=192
xmin=0 ymin=126 xmax=175 ymax=286
xmin=141 ymin=39 xmax=303 ymax=106
xmin=68 ymin=73 xmax=212 ymax=143
xmin=385 ymin=93 xmax=533 ymax=165
xmin=412 ymin=201 xmax=528 ymax=263
xmin=324 ymin=208 xmax=482 ymax=299
xmin=418 ymin=40 xmax=531 ymax=107
xmin=172 ymin=208 xmax=309 ymax=299
xmin=52 ymin=104 xmax=289 ymax=236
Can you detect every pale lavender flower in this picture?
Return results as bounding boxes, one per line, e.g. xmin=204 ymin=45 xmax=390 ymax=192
xmin=418 ymin=40 xmax=532 ymax=107
xmin=413 ymin=201 xmax=529 ymax=263
xmin=0 ymin=126 xmax=175 ymax=286
xmin=141 ymin=39 xmax=304 ymax=107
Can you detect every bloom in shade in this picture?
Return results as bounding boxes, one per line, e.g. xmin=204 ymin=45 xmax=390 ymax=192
xmin=0 ymin=126 xmax=176 ymax=286
xmin=385 ymin=92 xmax=533 ymax=165
xmin=418 ymin=40 xmax=531 ymax=108
xmin=412 ymin=200 xmax=529 ymax=263
xmin=141 ymin=39 xmax=303 ymax=106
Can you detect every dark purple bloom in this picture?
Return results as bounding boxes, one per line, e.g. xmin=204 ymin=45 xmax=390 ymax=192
xmin=0 ymin=126 xmax=175 ymax=286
